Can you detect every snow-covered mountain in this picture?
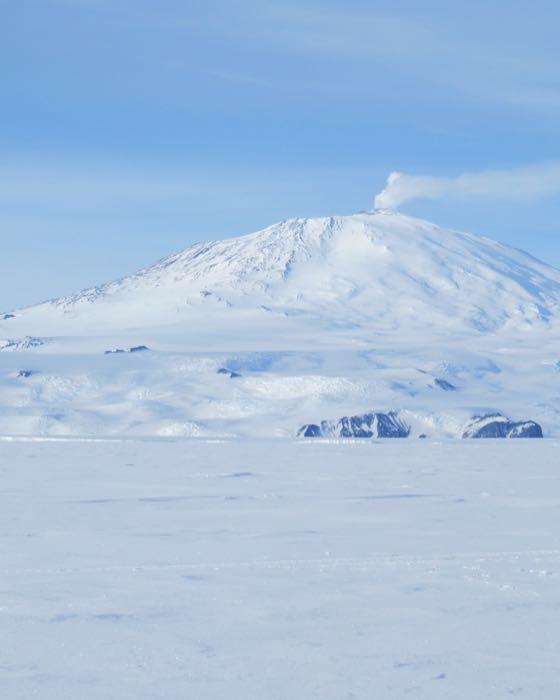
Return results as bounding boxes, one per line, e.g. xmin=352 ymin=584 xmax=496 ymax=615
xmin=1 ymin=210 xmax=560 ymax=439
xmin=6 ymin=210 xmax=560 ymax=342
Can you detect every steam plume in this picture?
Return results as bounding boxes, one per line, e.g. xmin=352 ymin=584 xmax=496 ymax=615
xmin=374 ymin=162 xmax=560 ymax=210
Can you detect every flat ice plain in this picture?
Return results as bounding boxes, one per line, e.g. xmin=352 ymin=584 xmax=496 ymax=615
xmin=2 ymin=438 xmax=560 ymax=699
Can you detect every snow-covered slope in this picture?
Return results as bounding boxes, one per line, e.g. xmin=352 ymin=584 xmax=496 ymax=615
xmin=1 ymin=210 xmax=560 ymax=438
xmin=6 ymin=210 xmax=560 ymax=341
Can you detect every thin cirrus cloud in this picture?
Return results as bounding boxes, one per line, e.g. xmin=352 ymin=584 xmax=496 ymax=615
xmin=374 ymin=162 xmax=560 ymax=210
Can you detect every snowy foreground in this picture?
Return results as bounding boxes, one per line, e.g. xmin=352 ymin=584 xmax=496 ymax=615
xmin=2 ymin=438 xmax=560 ymax=699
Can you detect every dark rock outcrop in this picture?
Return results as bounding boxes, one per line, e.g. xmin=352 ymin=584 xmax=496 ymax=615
xmin=104 ymin=349 xmax=125 ymax=354
xmin=299 ymin=424 xmax=322 ymax=438
xmin=0 ymin=336 xmax=45 ymax=351
xmin=462 ymin=413 xmax=543 ymax=439
xmin=17 ymin=370 xmax=34 ymax=378
xmin=217 ymin=367 xmax=241 ymax=378
xmin=434 ymin=378 xmax=457 ymax=391
xmin=298 ymin=411 xmax=410 ymax=439
xmin=129 ymin=345 xmax=149 ymax=353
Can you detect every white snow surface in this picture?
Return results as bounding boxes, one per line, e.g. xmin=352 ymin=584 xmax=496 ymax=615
xmin=2 ymin=438 xmax=560 ymax=699
xmin=1 ymin=210 xmax=560 ymax=437
xmin=10 ymin=210 xmax=560 ymax=336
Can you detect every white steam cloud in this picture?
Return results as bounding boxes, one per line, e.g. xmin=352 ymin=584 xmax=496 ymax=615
xmin=374 ymin=162 xmax=560 ymax=210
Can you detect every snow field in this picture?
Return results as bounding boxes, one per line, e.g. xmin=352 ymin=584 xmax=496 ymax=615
xmin=2 ymin=439 xmax=560 ymax=698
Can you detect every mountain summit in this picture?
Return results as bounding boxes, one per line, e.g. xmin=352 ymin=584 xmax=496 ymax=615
xmin=6 ymin=210 xmax=560 ymax=341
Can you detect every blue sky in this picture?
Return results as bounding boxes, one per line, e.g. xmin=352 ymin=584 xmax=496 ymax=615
xmin=2 ymin=0 xmax=560 ymax=308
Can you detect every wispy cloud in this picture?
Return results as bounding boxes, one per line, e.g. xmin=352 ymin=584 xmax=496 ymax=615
xmin=43 ymin=1 xmax=560 ymax=113
xmin=258 ymin=4 xmax=432 ymax=59
xmin=374 ymin=162 xmax=560 ymax=210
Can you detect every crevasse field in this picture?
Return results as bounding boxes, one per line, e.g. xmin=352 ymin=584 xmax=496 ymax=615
xmin=3 ymin=437 xmax=560 ymax=699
